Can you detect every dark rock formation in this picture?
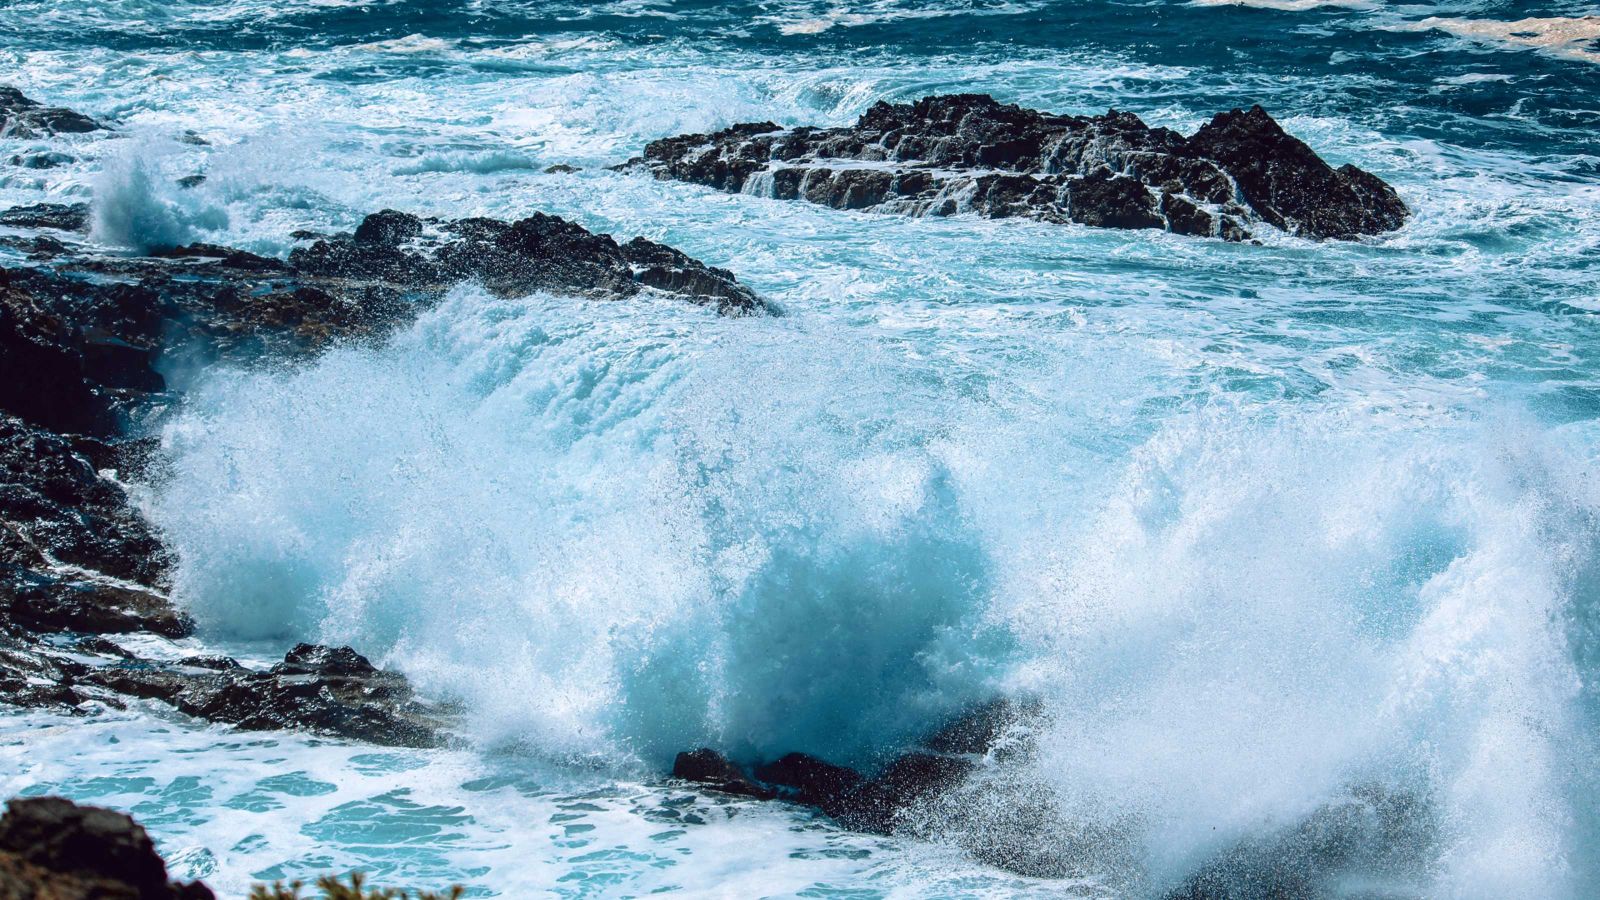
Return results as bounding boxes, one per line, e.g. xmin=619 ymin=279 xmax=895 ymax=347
xmin=675 ymin=697 xmax=1038 ymax=835
xmin=672 ymin=749 xmax=777 ymax=800
xmin=0 ymin=87 xmax=105 ymax=139
xmin=0 ymin=207 xmax=758 ymax=743
xmin=629 ymin=94 xmax=1407 ymax=241
xmin=290 ymin=210 xmax=763 ymax=313
xmin=0 ymin=202 xmax=90 ymax=232
xmin=83 ymin=644 xmax=447 ymax=748
xmin=0 ymin=796 xmax=213 ymax=899
xmin=752 ymin=753 xmax=864 ymax=816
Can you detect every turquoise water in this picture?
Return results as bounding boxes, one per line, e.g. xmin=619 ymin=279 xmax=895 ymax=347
xmin=2 ymin=1 xmax=1599 ymax=896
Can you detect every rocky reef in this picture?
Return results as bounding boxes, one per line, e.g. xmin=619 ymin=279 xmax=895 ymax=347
xmin=629 ymin=93 xmax=1408 ymax=241
xmin=0 ymin=87 xmax=104 ymax=140
xmin=0 ymin=207 xmax=762 ymax=745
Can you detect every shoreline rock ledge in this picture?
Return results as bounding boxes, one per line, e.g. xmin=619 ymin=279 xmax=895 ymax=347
xmin=627 ymin=93 xmax=1408 ymax=241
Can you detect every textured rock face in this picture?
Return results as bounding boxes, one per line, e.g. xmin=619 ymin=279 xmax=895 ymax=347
xmin=0 ymin=202 xmax=90 ymax=233
xmin=291 ymin=209 xmax=763 ymax=313
xmin=84 ymin=643 xmax=448 ymax=747
xmin=631 ymin=93 xmax=1407 ymax=241
xmin=0 ymin=207 xmax=757 ymax=743
xmin=0 ymin=87 xmax=104 ymax=139
xmin=0 ymin=797 xmax=214 ymax=899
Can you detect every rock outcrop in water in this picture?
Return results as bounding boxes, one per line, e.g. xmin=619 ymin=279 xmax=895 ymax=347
xmin=0 ymin=797 xmax=214 ymax=899
xmin=673 ymin=698 xmax=1040 ymax=837
xmin=290 ymin=209 xmax=762 ymax=313
xmin=0 ymin=208 xmax=760 ymax=744
xmin=0 ymin=87 xmax=104 ymax=139
xmin=628 ymin=94 xmax=1408 ymax=241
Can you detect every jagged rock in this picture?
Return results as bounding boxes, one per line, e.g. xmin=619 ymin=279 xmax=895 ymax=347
xmin=920 ymin=697 xmax=1040 ymax=755
xmin=352 ymin=208 xmax=423 ymax=246
xmin=0 ymin=796 xmax=213 ymax=899
xmin=671 ymin=749 xmax=777 ymax=800
xmin=175 ymin=174 xmax=206 ymax=189
xmin=0 ymin=414 xmax=172 ymax=589
xmin=0 ymin=87 xmax=104 ymax=139
xmin=836 ymin=752 xmax=976 ymax=834
xmin=1184 ymin=105 xmax=1408 ymax=239
xmin=0 ymin=209 xmax=760 ymax=737
xmin=82 ymin=643 xmax=446 ymax=748
xmin=630 ymin=93 xmax=1408 ymax=241
xmin=291 ymin=210 xmax=763 ymax=312
xmin=0 ymin=202 xmax=90 ymax=233
xmin=543 ymin=164 xmax=580 ymax=174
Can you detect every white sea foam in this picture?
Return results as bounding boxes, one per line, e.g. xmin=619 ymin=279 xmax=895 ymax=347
xmin=2 ymin=2 xmax=1598 ymax=895
xmin=1397 ymin=15 xmax=1600 ymax=65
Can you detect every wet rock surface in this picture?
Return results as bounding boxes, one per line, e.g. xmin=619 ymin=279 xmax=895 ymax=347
xmin=673 ymin=698 xmax=1038 ymax=836
xmin=291 ymin=209 xmax=763 ymax=313
xmin=0 ymin=202 xmax=90 ymax=233
xmin=0 ymin=87 xmax=105 ymax=139
xmin=0 ymin=207 xmax=756 ymax=745
xmin=83 ymin=643 xmax=448 ymax=747
xmin=630 ymin=93 xmax=1407 ymax=241
xmin=0 ymin=796 xmax=214 ymax=899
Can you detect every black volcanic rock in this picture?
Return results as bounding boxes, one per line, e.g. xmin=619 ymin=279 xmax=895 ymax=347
xmin=0 ymin=87 xmax=105 ymax=139
xmin=352 ymin=208 xmax=423 ymax=246
xmin=0 ymin=797 xmax=214 ymax=899
xmin=630 ymin=93 xmax=1407 ymax=241
xmin=672 ymin=749 xmax=777 ymax=800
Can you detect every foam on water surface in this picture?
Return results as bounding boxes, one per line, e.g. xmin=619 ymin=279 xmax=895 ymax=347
xmin=2 ymin=0 xmax=1599 ymax=896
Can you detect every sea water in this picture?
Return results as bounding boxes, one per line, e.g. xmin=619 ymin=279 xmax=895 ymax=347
xmin=1 ymin=1 xmax=1598 ymax=896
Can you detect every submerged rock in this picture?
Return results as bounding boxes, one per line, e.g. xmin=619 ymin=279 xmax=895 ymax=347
xmin=0 ymin=796 xmax=213 ymax=899
xmin=629 ymin=93 xmax=1407 ymax=241
xmin=0 ymin=87 xmax=105 ymax=139
xmin=8 ymin=151 xmax=76 ymax=170
xmin=1163 ymin=785 xmax=1438 ymax=899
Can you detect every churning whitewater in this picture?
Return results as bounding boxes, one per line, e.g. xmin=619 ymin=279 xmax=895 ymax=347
xmin=2 ymin=0 xmax=1599 ymax=897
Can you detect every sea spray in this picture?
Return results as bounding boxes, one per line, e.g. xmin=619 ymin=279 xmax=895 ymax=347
xmin=149 ymin=275 xmax=1600 ymax=895
xmin=91 ymin=134 xmax=227 ymax=252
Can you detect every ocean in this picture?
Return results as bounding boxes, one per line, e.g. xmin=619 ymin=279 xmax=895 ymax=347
xmin=2 ymin=0 xmax=1598 ymax=896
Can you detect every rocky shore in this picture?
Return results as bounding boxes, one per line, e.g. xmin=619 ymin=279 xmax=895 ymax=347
xmin=0 ymin=151 xmax=766 ymax=747
xmin=1 ymin=86 xmax=1434 ymax=894
xmin=628 ymin=93 xmax=1408 ymax=241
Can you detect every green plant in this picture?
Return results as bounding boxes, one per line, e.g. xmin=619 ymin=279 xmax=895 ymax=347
xmin=249 ymin=872 xmax=465 ymax=900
